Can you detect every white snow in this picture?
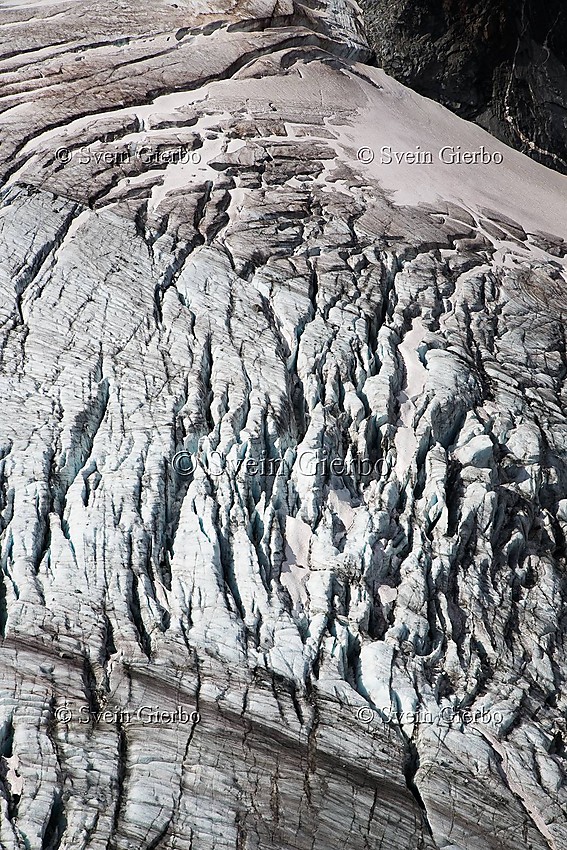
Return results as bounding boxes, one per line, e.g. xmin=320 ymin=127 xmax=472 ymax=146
xmin=395 ymin=318 xmax=427 ymax=479
xmin=337 ymin=66 xmax=567 ymax=240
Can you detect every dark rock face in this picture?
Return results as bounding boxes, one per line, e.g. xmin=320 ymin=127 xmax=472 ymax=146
xmin=359 ymin=0 xmax=567 ymax=173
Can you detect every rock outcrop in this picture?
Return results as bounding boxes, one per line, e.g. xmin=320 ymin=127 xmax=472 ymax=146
xmin=359 ymin=0 xmax=567 ymax=174
xmin=0 ymin=2 xmax=566 ymax=849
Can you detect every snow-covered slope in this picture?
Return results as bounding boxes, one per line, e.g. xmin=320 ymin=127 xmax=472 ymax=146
xmin=0 ymin=2 xmax=566 ymax=849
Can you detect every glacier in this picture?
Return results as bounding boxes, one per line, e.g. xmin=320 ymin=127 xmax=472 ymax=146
xmin=0 ymin=1 xmax=566 ymax=848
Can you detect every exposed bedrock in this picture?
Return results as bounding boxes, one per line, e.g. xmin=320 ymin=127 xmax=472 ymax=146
xmin=359 ymin=0 xmax=567 ymax=174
